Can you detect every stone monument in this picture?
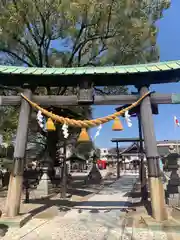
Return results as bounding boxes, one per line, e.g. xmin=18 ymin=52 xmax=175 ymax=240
xmin=166 ymin=153 xmax=180 ymax=207
xmin=85 ymin=151 xmax=102 ymax=184
xmin=35 ymin=151 xmax=53 ymax=198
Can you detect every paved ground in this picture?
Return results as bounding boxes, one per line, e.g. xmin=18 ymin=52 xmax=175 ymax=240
xmin=0 ymin=169 xmax=111 ymax=213
xmin=1 ymin=173 xmax=138 ymax=240
xmin=1 ymin=171 xmax=176 ymax=240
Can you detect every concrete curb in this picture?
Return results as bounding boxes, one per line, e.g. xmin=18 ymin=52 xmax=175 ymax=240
xmin=0 ymin=213 xmax=32 ymax=228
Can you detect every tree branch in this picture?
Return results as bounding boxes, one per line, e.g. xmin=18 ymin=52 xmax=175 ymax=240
xmin=11 ymin=0 xmax=52 ymax=67
xmin=94 ymin=87 xmax=109 ymax=95
xmin=11 ymin=33 xmax=39 ymax=66
xmin=105 ymin=0 xmax=114 ymax=37
xmin=67 ymin=23 xmax=85 ymax=66
xmin=2 ymin=20 xmax=39 ymax=66
xmin=10 ymin=0 xmax=44 ymax=67
xmin=82 ymin=42 xmax=108 ymax=66
xmin=0 ymin=49 xmax=33 ymax=67
xmin=68 ymin=31 xmax=117 ymax=67
xmin=32 ymin=0 xmax=49 ymax=66
xmin=68 ymin=1 xmax=120 ymax=65
xmin=12 ymin=0 xmax=40 ymax=47
xmin=44 ymin=38 xmax=51 ymax=67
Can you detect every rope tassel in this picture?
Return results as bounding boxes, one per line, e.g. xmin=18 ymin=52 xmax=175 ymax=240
xmin=78 ymin=128 xmax=90 ymax=142
xmin=46 ymin=117 xmax=56 ymax=131
xmin=112 ymin=117 xmax=123 ymax=131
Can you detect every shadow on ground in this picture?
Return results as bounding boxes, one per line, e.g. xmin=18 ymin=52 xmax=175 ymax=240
xmin=22 ymin=173 xmax=142 ymax=219
xmin=20 ymin=174 xmax=116 ymax=217
xmin=73 ymin=200 xmax=133 ymax=208
xmin=24 ymin=198 xmax=75 ymax=217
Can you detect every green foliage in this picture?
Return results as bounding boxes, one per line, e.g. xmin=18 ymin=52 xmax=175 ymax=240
xmin=0 ymin=145 xmax=14 ymax=170
xmin=0 ymin=106 xmax=19 ymax=144
xmin=0 ymin=0 xmax=170 ymax=68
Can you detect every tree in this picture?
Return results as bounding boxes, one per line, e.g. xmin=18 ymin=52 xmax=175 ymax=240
xmin=75 ymin=141 xmax=94 ymax=160
xmin=0 ymin=0 xmax=170 ymax=159
xmin=0 ymin=0 xmax=170 ymax=67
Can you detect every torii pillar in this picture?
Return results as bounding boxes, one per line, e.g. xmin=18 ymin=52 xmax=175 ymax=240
xmin=5 ymin=88 xmax=32 ymax=217
xmin=139 ymin=86 xmax=168 ymax=221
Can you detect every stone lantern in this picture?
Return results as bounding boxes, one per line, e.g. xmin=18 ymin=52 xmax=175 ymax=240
xmin=166 ymin=153 xmax=180 ymax=206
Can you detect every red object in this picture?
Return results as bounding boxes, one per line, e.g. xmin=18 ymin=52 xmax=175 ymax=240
xmin=174 ymin=116 xmax=180 ymax=126
xmin=97 ymin=159 xmax=107 ymax=169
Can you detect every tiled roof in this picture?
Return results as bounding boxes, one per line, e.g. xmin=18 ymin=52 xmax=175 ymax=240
xmin=0 ymin=60 xmax=180 ymax=86
xmin=67 ymin=152 xmax=86 ymax=161
xmin=0 ymin=61 xmax=179 ymax=75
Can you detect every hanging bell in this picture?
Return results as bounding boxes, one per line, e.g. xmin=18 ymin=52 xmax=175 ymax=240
xmin=46 ymin=117 xmax=56 ymax=131
xmin=77 ymin=128 xmax=90 ymax=142
xmin=112 ymin=117 xmax=123 ymax=131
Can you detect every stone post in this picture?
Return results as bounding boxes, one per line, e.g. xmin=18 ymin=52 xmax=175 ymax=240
xmin=139 ymin=86 xmax=167 ymax=221
xmin=5 ymin=89 xmax=32 ymax=217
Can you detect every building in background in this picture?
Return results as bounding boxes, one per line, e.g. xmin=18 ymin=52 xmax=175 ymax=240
xmin=99 ymin=148 xmax=109 ymax=160
xmin=157 ymin=140 xmax=180 ymax=156
xmin=98 ymin=140 xmax=180 ymax=164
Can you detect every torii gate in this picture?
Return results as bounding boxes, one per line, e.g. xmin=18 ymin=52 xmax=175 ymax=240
xmin=1 ymin=60 xmax=180 ymax=222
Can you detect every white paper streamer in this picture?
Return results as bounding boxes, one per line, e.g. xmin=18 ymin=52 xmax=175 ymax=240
xmin=62 ymin=124 xmax=69 ymax=139
xmin=36 ymin=110 xmax=47 ymax=132
xmin=125 ymin=111 xmax=132 ymax=127
xmin=93 ymin=124 xmax=102 ymax=140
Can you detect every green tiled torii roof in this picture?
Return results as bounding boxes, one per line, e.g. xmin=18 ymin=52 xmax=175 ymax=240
xmin=0 ymin=60 xmax=180 ymax=87
xmin=1 ymin=60 xmax=180 ymax=75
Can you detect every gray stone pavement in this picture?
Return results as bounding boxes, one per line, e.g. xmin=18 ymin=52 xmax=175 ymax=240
xmin=1 ymin=173 xmax=140 ymax=240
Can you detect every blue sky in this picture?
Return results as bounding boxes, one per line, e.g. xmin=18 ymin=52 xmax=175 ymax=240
xmin=91 ymin=1 xmax=180 ymax=149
